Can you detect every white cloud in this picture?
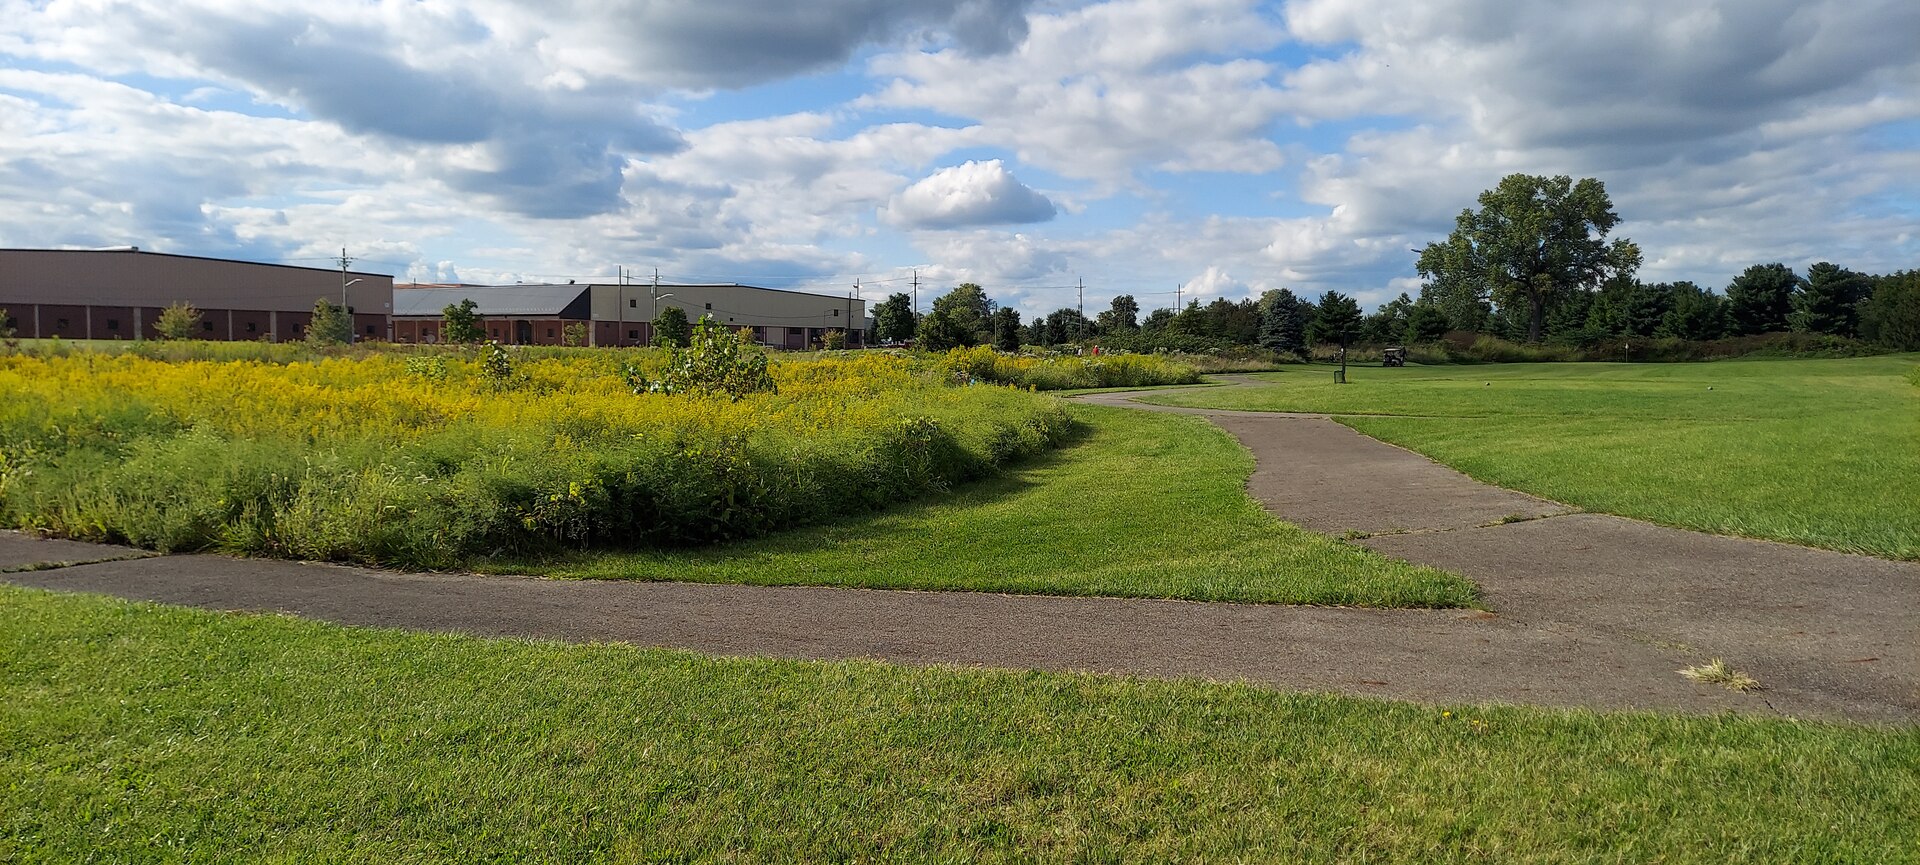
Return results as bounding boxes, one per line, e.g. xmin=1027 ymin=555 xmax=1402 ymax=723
xmin=883 ymin=160 xmax=1056 ymax=228
xmin=862 ymin=0 xmax=1290 ymax=185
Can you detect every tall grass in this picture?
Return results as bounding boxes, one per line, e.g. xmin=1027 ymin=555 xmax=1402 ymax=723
xmin=935 ymin=346 xmax=1200 ymax=389
xmin=0 ymin=351 xmax=1069 ymax=568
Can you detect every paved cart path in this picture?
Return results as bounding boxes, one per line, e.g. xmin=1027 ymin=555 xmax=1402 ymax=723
xmin=6 ymin=381 xmax=1916 ymax=723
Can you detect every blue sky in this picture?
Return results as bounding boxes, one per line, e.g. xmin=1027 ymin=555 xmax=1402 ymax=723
xmin=2 ymin=0 xmax=1917 ymax=317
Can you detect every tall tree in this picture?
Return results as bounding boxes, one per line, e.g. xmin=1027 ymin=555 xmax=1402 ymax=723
xmin=1725 ymin=263 xmax=1802 ymax=335
xmin=1140 ymin=308 xmax=1175 ymax=332
xmin=917 ymin=283 xmax=991 ymax=350
xmin=872 ymin=292 xmax=916 ymax=343
xmin=990 ymin=306 xmax=1022 ymax=351
xmin=1043 ymin=308 xmax=1091 ymax=344
xmin=1792 ymin=262 xmax=1871 ymax=337
xmin=1257 ymin=289 xmax=1306 ymax=355
xmin=1859 ymin=270 xmax=1920 ymax=350
xmin=1622 ymin=281 xmax=1675 ymax=338
xmin=1657 ymin=282 xmax=1727 ymax=341
xmin=1169 ymin=299 xmax=1206 ymax=335
xmin=1098 ymin=294 xmax=1140 ymax=333
xmin=1364 ymin=293 xmax=1415 ymax=343
xmin=1416 ymin=173 xmax=1640 ymax=342
xmin=1403 ymin=304 xmax=1450 ymax=344
xmin=1306 ymin=291 xmax=1363 ymax=348
xmin=1418 ymin=273 xmax=1491 ymax=333
xmin=442 ymin=298 xmax=484 ymax=343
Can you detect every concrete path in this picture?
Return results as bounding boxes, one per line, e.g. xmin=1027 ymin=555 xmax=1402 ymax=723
xmin=4 ymin=380 xmax=1915 ymax=723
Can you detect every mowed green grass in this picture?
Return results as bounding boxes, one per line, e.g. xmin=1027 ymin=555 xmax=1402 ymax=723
xmin=1147 ymin=355 xmax=1920 ymax=559
xmin=4 ymin=588 xmax=1916 ymax=864
xmin=495 ymin=405 xmax=1476 ymax=608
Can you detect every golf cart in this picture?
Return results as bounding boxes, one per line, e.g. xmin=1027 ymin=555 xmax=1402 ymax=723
xmin=1382 ymin=346 xmax=1407 ymax=367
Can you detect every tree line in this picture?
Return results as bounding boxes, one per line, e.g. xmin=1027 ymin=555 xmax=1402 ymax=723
xmin=870 ymin=174 xmax=1920 ymax=354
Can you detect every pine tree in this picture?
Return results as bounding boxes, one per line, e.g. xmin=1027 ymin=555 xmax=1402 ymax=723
xmin=1257 ymin=289 xmax=1305 ymax=355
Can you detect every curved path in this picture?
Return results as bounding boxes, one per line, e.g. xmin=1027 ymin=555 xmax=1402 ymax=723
xmin=6 ymin=380 xmax=1916 ymax=723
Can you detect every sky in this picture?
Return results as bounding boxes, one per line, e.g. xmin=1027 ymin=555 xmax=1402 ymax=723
xmin=2 ymin=0 xmax=1917 ymax=318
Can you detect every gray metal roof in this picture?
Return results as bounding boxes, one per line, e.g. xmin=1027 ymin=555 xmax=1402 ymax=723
xmin=394 ymin=284 xmax=588 ymax=317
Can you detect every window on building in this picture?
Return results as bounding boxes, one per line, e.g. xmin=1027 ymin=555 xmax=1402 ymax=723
xmin=2 ymin=317 xmax=14 ymax=330
xmin=491 ymin=328 xmax=499 ymax=337
xmin=202 ymin=321 xmax=214 ymax=331
xmin=55 ymin=319 xmax=68 ymax=329
xmin=704 ymin=302 xmax=712 ymax=310
xmin=832 ymin=309 xmax=839 ymax=317
xmin=365 ymin=325 xmax=376 ymax=334
xmin=107 ymin=319 xmax=119 ymax=331
xmin=546 ymin=328 xmax=555 ymax=338
xmin=627 ymin=329 xmax=639 ymax=340
xmin=629 ymin=299 xmax=637 ymax=308
xmin=246 ymin=322 xmax=257 ymax=333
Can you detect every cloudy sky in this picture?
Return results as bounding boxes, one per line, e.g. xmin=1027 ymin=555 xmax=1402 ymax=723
xmin=2 ymin=0 xmax=1917 ymax=316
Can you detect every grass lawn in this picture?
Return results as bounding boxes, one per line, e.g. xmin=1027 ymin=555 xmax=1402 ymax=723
xmin=492 ymin=405 xmax=1476 ymax=608
xmin=1143 ymin=355 xmax=1920 ymax=560
xmin=4 ymin=587 xmax=1916 ymax=863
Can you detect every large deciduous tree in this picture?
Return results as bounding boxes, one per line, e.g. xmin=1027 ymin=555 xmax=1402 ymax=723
xmin=872 ymin=292 xmax=915 ymax=343
xmin=917 ymin=283 xmax=991 ymax=350
xmin=1098 ymin=294 xmax=1140 ymax=333
xmin=1417 ymin=174 xmax=1640 ymax=343
xmin=1725 ymin=263 xmax=1803 ymax=335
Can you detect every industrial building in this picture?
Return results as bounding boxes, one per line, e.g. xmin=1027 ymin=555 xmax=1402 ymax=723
xmin=394 ymin=282 xmax=866 ymax=348
xmin=393 ymin=284 xmax=591 ymax=345
xmin=0 ymin=248 xmax=394 ymax=342
xmin=0 ymin=248 xmax=862 ymax=349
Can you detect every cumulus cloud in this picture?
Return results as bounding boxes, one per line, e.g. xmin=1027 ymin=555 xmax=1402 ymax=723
xmin=863 ymin=0 xmax=1289 ymax=185
xmin=883 ymin=160 xmax=1057 ymax=229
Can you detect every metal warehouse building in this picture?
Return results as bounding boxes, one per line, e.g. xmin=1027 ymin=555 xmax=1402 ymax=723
xmin=0 ymin=248 xmax=394 ymax=342
xmin=393 ymin=284 xmax=591 ymax=345
xmin=395 ymin=282 xmax=866 ymax=348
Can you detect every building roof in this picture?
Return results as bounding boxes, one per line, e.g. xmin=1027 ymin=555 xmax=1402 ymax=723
xmin=587 ymin=282 xmax=859 ymax=302
xmin=394 ymin=284 xmax=589 ymax=317
xmin=0 ymin=247 xmax=389 ymax=280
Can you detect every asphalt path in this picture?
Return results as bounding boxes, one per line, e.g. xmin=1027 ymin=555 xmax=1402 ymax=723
xmin=6 ymin=379 xmax=1915 ymax=723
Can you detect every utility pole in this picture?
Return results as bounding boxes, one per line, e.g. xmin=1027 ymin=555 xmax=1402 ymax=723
xmin=1077 ymin=277 xmax=1086 ymax=342
xmin=911 ymin=268 xmax=920 ymax=318
xmin=337 ymin=248 xmax=353 ymax=308
xmin=336 ymin=248 xmax=357 ymax=343
xmin=1176 ymin=282 xmax=1183 ymax=311
xmin=650 ymin=268 xmax=661 ymax=318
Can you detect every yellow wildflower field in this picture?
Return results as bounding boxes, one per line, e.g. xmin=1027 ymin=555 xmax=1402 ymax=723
xmin=0 ymin=347 xmax=1068 ymax=568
